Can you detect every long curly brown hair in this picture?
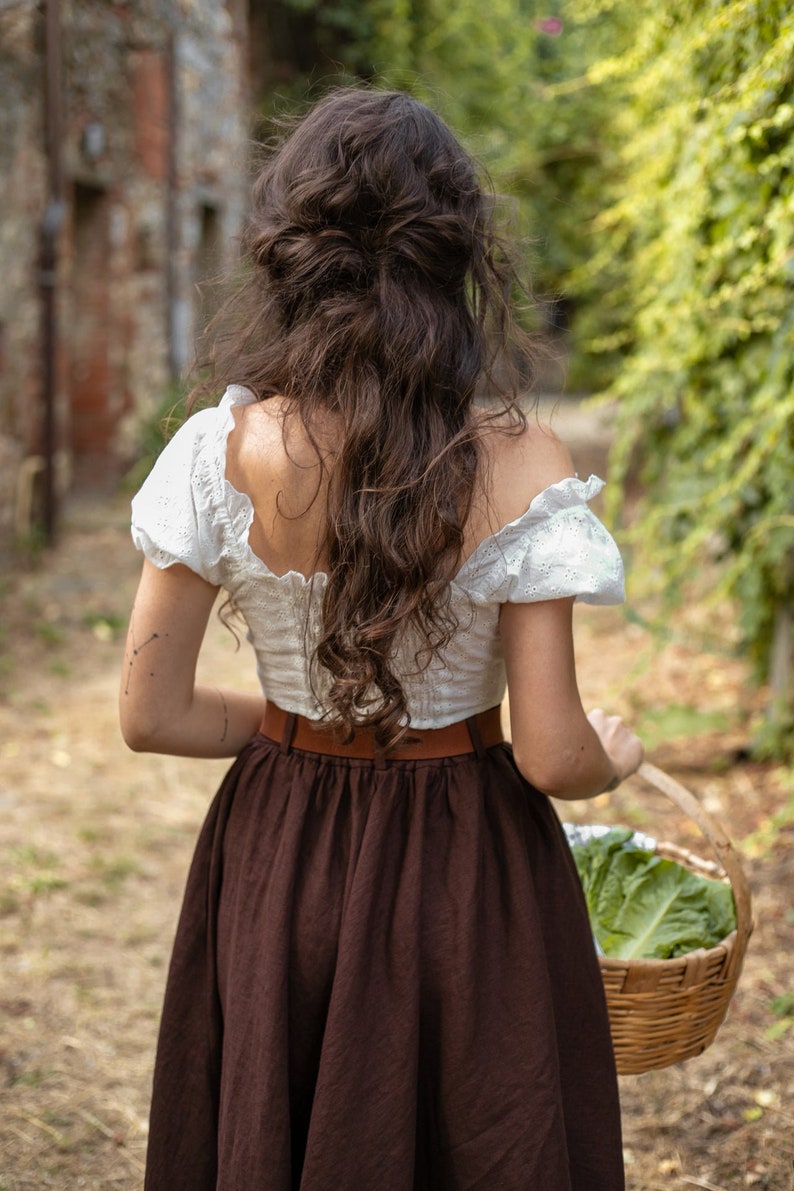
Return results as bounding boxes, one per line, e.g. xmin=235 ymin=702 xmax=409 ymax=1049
xmin=198 ymin=87 xmax=534 ymax=748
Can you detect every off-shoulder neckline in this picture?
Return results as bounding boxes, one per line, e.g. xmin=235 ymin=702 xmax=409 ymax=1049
xmin=213 ymin=385 xmax=605 ymax=586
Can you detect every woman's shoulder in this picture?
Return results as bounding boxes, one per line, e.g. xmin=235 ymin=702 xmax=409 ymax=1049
xmin=460 ymin=411 xmax=624 ymax=606
xmin=475 ymin=411 xmax=577 ymax=533
xmin=225 ymin=393 xmax=330 ymax=511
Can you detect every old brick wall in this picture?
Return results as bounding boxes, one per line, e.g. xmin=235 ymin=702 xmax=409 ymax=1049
xmin=0 ymin=0 xmax=250 ymax=557
xmin=0 ymin=3 xmax=47 ymax=556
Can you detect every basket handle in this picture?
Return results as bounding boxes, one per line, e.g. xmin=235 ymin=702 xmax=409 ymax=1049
xmin=635 ymin=761 xmax=753 ymax=958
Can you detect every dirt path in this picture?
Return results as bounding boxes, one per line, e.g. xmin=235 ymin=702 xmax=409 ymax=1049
xmin=0 ymin=489 xmax=791 ymax=1190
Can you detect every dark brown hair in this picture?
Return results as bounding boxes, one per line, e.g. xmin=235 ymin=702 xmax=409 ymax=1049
xmin=198 ymin=87 xmax=533 ymax=748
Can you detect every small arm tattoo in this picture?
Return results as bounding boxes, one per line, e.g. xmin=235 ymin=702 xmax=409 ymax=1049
xmin=216 ymin=688 xmax=229 ymax=743
xmin=124 ymin=614 xmax=166 ymax=695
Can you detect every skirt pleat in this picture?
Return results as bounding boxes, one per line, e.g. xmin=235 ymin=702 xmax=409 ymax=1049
xmin=144 ymin=735 xmax=624 ymax=1191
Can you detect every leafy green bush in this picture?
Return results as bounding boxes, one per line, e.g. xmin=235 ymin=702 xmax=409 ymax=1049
xmin=591 ymin=0 xmax=794 ymax=755
xmin=274 ymin=0 xmax=631 ymax=374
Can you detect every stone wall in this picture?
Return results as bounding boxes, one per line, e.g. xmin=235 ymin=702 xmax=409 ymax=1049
xmin=0 ymin=3 xmax=45 ymax=505
xmin=0 ymin=0 xmax=250 ymax=555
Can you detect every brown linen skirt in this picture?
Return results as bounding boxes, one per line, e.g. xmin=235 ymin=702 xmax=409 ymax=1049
xmin=144 ymin=732 xmax=624 ymax=1191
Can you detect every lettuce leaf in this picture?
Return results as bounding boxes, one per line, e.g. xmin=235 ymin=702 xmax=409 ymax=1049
xmin=570 ymin=828 xmax=737 ymax=960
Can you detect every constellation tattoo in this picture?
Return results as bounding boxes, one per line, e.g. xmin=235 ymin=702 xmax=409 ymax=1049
xmin=216 ymin=688 xmax=229 ymax=743
xmin=124 ymin=617 xmax=166 ymax=695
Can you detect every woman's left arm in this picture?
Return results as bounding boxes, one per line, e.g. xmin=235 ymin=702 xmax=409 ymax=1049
xmin=119 ymin=559 xmax=266 ymax=758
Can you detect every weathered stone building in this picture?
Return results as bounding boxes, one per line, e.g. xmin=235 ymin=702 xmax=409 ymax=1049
xmin=0 ymin=0 xmax=251 ymax=557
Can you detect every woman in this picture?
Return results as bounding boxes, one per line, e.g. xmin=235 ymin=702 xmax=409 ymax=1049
xmin=121 ymin=87 xmax=642 ymax=1190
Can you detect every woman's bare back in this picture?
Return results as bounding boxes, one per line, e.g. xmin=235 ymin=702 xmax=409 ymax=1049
xmin=224 ymin=395 xmax=576 ymax=581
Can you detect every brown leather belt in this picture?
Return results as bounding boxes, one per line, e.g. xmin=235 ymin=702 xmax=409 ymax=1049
xmin=259 ymin=703 xmax=504 ymax=761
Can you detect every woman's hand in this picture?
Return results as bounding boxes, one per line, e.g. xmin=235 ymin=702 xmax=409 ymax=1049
xmin=586 ymin=708 xmax=644 ymax=788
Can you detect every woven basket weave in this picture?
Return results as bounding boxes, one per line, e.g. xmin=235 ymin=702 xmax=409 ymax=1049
xmin=600 ymin=762 xmax=753 ymax=1076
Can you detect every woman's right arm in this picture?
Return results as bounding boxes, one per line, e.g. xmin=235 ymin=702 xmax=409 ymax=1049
xmin=119 ymin=559 xmax=266 ymax=758
xmin=499 ymin=596 xmax=643 ymax=800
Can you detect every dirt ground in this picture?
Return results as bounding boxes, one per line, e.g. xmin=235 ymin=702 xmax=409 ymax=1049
xmin=0 ymin=489 xmax=792 ymax=1190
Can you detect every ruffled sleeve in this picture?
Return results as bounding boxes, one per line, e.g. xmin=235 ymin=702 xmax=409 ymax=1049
xmin=460 ymin=475 xmax=625 ymax=605
xmin=130 ymin=406 xmax=230 ymax=585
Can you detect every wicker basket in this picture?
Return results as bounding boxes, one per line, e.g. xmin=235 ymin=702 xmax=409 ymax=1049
xmin=600 ymin=762 xmax=753 ymax=1076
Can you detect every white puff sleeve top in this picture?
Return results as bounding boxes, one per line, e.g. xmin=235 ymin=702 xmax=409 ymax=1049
xmin=131 ymin=385 xmax=625 ymax=729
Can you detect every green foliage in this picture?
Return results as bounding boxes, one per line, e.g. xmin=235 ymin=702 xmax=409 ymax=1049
xmin=765 ymin=991 xmax=794 ymax=1041
xmin=278 ymin=0 xmax=376 ymax=82
xmin=267 ymin=0 xmax=632 ymax=378
xmin=369 ymin=0 xmax=634 ymax=378
xmin=590 ymin=0 xmax=794 ymax=755
xmin=635 ymin=702 xmax=734 ymax=753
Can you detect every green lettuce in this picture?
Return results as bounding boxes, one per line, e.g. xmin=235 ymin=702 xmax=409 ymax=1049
xmin=570 ymin=828 xmax=737 ymax=960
